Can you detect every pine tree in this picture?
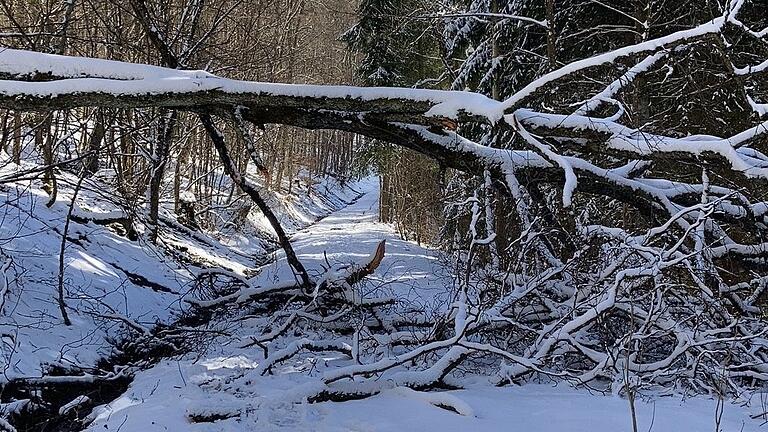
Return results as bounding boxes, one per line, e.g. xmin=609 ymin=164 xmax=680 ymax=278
xmin=444 ymin=0 xmax=549 ymax=100
xmin=343 ymin=0 xmax=429 ymax=86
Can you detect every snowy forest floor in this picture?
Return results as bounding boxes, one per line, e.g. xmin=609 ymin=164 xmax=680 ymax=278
xmin=82 ymin=179 xmax=768 ymax=432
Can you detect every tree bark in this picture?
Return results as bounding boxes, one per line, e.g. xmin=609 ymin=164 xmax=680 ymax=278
xmin=11 ymin=112 xmax=21 ymax=164
xmin=86 ymin=110 xmax=106 ymax=175
xmin=546 ymin=0 xmax=557 ymax=70
xmin=147 ymin=110 xmax=177 ymax=243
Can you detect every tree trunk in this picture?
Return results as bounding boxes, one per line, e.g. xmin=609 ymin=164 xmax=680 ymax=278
xmin=147 ymin=110 xmax=177 ymax=243
xmin=0 ymin=111 xmax=8 ymax=153
xmin=546 ymin=0 xmax=557 ymax=70
xmin=85 ymin=110 xmax=106 ymax=175
xmin=39 ymin=114 xmax=58 ymax=206
xmin=12 ymin=113 xmax=21 ymax=165
xmin=199 ymin=113 xmax=312 ymax=289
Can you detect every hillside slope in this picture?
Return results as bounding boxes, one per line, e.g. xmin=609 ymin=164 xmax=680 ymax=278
xmin=0 ymin=155 xmax=361 ymax=382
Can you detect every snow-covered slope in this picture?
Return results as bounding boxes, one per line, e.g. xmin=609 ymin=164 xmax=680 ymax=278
xmin=82 ymin=180 xmax=767 ymax=432
xmin=0 ymin=156 xmax=361 ymax=381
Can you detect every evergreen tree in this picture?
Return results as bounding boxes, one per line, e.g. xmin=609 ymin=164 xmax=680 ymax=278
xmin=344 ymin=0 xmax=445 ymax=229
xmin=444 ymin=0 xmax=549 ymax=100
xmin=342 ymin=0 xmax=435 ymax=86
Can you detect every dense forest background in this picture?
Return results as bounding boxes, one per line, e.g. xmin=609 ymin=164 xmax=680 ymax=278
xmin=3 ymin=0 xmax=767 ymax=250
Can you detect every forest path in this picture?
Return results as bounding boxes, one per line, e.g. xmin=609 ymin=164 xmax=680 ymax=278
xmin=254 ymin=177 xmax=452 ymax=311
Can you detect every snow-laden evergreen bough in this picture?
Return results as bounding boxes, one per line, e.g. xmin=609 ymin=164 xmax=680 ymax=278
xmin=2 ymin=0 xmax=768 ymax=411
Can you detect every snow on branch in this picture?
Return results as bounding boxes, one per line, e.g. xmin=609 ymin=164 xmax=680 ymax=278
xmin=514 ymin=109 xmax=768 ymax=178
xmin=417 ymin=12 xmax=547 ymax=28
xmin=0 ymin=49 xmax=503 ymax=124
xmin=573 ymin=51 xmax=668 ymax=116
xmin=500 ymin=4 xmax=743 ymax=112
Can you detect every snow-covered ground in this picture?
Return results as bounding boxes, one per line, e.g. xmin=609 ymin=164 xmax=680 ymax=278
xmin=83 ymin=179 xmax=768 ymax=432
xmin=87 ymin=362 xmax=768 ymax=432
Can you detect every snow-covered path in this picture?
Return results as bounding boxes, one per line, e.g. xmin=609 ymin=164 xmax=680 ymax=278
xmin=84 ymin=179 xmax=767 ymax=432
xmin=253 ymin=177 xmax=453 ymax=314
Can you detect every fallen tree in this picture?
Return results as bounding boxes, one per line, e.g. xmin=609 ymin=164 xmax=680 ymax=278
xmin=2 ymin=0 xmax=768 ymax=409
